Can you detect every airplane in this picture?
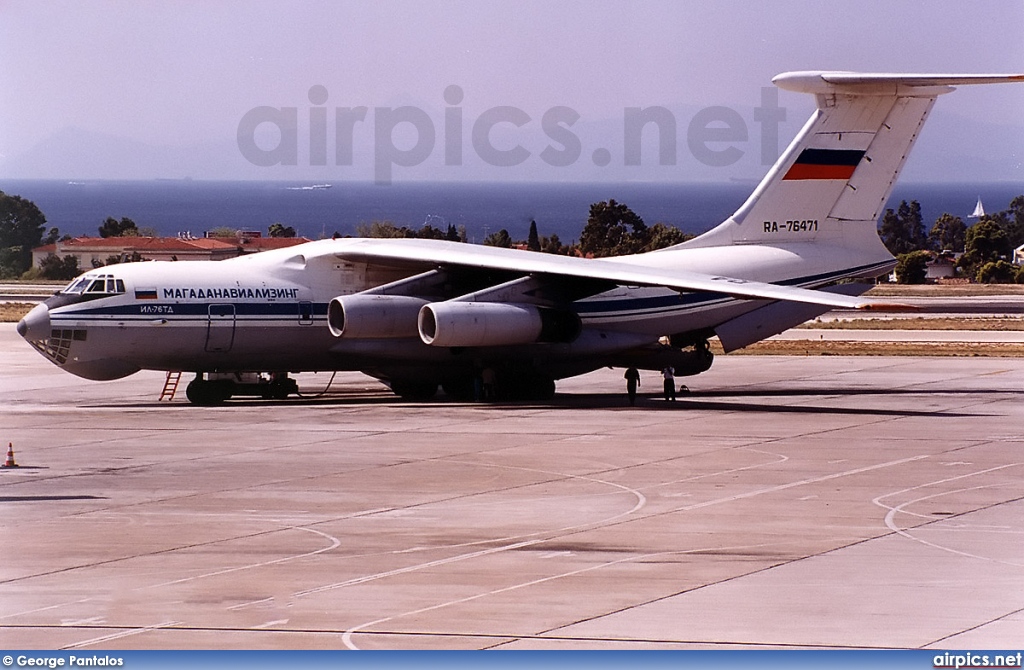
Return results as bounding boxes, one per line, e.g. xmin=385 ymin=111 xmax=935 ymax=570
xmin=17 ymin=71 xmax=1024 ymax=404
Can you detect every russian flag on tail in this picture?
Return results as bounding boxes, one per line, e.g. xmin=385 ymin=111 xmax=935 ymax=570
xmin=783 ymin=148 xmax=865 ymax=180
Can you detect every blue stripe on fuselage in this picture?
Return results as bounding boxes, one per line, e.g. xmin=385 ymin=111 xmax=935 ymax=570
xmin=54 ymin=302 xmax=328 ymax=318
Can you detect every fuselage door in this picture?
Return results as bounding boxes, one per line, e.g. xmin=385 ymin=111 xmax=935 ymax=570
xmin=205 ymin=303 xmax=236 ymax=352
xmin=298 ymin=301 xmax=313 ymax=325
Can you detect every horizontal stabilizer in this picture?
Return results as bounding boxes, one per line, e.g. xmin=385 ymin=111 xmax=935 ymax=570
xmin=774 ymin=71 xmax=1024 ymax=95
xmin=686 ymin=69 xmax=1024 ymax=252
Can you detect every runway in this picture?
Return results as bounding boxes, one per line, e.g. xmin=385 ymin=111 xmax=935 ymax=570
xmin=771 ymin=328 xmax=1024 ymax=342
xmin=2 ymin=323 xmax=1023 ymax=649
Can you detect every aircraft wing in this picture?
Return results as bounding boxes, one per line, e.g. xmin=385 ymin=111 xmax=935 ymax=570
xmin=335 ymin=238 xmax=896 ymax=310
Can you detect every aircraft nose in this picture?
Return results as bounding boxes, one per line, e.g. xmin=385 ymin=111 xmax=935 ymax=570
xmin=17 ymin=303 xmax=50 ymax=341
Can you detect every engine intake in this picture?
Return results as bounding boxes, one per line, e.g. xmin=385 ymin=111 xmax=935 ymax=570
xmin=418 ymin=301 xmax=580 ymax=347
xmin=328 ymin=294 xmax=428 ymax=338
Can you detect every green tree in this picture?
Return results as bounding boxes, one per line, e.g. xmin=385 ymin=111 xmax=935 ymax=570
xmin=579 ymin=200 xmax=649 ymax=257
xmin=977 ymin=260 xmax=1018 ymax=284
xmin=959 ymin=218 xmax=1012 ymax=277
xmin=999 ymin=195 xmax=1024 ymax=248
xmin=268 ymin=222 xmax=296 ymax=238
xmin=541 ymin=234 xmax=569 ymax=254
xmin=483 ymin=228 xmax=513 ymax=248
xmin=356 ymin=221 xmax=406 ymax=238
xmin=878 ymin=209 xmax=902 ymax=253
xmin=38 ymin=253 xmax=80 ymax=280
xmin=355 ymin=220 xmax=454 ymax=240
xmin=42 ymin=227 xmax=67 ymax=245
xmin=416 ymin=224 xmax=448 ymax=240
xmin=894 ymin=250 xmax=930 ymax=284
xmin=527 ymin=220 xmax=541 ymax=251
xmin=98 ymin=216 xmax=140 ymax=238
xmin=207 ymin=226 xmax=239 ymax=238
xmin=0 ymin=190 xmax=47 ymax=278
xmin=928 ymin=213 xmax=966 ymax=252
xmin=99 ymin=251 xmax=144 ymax=267
xmin=878 ymin=200 xmax=925 ymax=255
xmin=644 ymin=222 xmax=692 ymax=252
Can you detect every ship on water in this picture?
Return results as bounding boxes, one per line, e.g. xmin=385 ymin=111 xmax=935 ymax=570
xmin=969 ymin=196 xmax=986 ymax=218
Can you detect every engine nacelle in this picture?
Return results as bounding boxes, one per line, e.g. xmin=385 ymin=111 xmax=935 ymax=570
xmin=328 ymin=294 xmax=428 ymax=338
xmin=418 ymin=301 xmax=580 ymax=347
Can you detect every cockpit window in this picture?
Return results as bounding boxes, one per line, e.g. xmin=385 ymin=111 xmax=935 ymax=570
xmin=62 ymin=274 xmax=126 ymax=296
xmin=63 ymin=277 xmax=92 ymax=294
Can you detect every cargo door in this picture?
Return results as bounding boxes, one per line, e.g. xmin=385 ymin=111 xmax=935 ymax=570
xmin=205 ymin=303 xmax=236 ymax=352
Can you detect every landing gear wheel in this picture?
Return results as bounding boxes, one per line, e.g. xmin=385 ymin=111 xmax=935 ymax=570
xmin=261 ymin=377 xmax=298 ymax=400
xmin=390 ymin=380 xmax=438 ymax=401
xmin=527 ymin=377 xmax=556 ymax=401
xmin=185 ymin=378 xmax=233 ymax=405
xmin=441 ymin=378 xmax=476 ymax=402
xmin=534 ymin=377 xmax=556 ymax=401
xmin=504 ymin=375 xmax=556 ymax=401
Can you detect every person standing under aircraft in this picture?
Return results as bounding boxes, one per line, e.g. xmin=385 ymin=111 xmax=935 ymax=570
xmin=662 ymin=366 xmax=676 ymax=401
xmin=481 ymin=367 xmax=496 ymax=401
xmin=624 ymin=367 xmax=641 ymax=406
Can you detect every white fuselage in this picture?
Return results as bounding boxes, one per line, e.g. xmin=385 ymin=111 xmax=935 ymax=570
xmin=20 ymin=237 xmax=889 ymax=382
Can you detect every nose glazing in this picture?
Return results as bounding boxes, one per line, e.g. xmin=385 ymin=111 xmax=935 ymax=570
xmin=17 ymin=303 xmax=50 ymax=341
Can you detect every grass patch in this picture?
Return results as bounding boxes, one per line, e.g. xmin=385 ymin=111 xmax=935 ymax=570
xmin=798 ymin=316 xmax=1024 ymax=331
xmin=712 ymin=339 xmax=1024 ymax=357
xmin=866 ymin=284 xmax=1024 ymax=297
xmin=0 ymin=303 xmax=34 ymax=322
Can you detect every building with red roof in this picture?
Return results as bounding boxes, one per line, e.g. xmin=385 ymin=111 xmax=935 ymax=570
xmin=32 ymin=234 xmax=311 ymax=269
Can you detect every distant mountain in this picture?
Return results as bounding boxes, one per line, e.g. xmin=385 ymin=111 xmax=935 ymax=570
xmin=0 ymin=127 xmax=253 ymax=180
xmin=901 ymin=110 xmax=1024 ymax=182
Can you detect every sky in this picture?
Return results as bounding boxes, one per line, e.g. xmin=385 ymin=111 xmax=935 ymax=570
xmin=1 ymin=0 xmax=1022 ymax=182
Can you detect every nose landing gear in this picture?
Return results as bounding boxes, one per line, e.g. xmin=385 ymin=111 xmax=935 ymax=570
xmin=185 ymin=376 xmax=232 ymax=405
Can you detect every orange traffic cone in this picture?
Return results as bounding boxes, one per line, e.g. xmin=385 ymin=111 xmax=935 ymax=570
xmin=2 ymin=442 xmax=17 ymax=468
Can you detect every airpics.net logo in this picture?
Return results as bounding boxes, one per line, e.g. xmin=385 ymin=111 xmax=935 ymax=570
xmin=236 ymin=85 xmax=789 ymax=184
xmin=934 ymin=653 xmax=1024 ymax=669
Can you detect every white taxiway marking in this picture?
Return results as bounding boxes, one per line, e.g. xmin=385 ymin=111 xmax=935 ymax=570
xmin=874 ymin=463 xmax=1024 ymax=566
xmin=146 ymin=525 xmax=341 ymax=590
xmin=294 ymin=462 xmax=648 ymax=599
xmin=61 ymin=620 xmax=181 ymax=649
xmin=252 ymin=619 xmax=289 ymax=629
xmin=340 ymin=454 xmax=934 ymax=648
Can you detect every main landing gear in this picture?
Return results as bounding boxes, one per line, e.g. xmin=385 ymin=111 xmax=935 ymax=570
xmin=389 ymin=371 xmax=556 ymax=402
xmin=185 ymin=372 xmax=298 ymax=405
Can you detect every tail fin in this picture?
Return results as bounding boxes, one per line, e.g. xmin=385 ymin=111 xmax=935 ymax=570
xmin=686 ymin=72 xmax=1024 ymax=253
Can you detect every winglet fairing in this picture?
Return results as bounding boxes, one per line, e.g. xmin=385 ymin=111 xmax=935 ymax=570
xmin=18 ymin=71 xmax=1023 ymax=402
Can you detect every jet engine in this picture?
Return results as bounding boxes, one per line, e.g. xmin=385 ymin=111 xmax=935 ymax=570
xmin=328 ymin=294 xmax=428 ymax=338
xmin=418 ymin=301 xmax=580 ymax=347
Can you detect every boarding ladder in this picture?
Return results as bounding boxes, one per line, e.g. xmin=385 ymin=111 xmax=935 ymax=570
xmin=160 ymin=371 xmax=182 ymax=401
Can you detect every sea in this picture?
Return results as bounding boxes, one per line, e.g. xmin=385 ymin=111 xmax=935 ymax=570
xmin=2 ymin=179 xmax=1022 ymax=244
